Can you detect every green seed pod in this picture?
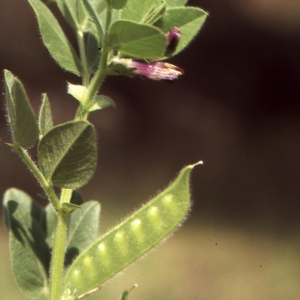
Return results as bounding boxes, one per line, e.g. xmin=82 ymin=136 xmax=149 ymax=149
xmin=63 ymin=162 xmax=201 ymax=298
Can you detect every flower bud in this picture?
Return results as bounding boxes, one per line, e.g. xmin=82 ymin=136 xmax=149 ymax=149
xmin=112 ymin=58 xmax=184 ymax=81
xmin=165 ymin=27 xmax=181 ymax=56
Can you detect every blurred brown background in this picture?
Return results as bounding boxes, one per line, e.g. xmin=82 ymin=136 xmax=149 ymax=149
xmin=1 ymin=0 xmax=300 ymax=299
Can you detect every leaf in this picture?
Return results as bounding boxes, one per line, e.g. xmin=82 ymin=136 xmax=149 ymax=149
xmin=4 ymin=70 xmax=39 ymax=149
xmin=165 ymin=0 xmax=188 ymax=7
xmin=90 ymin=0 xmax=108 ymax=31
xmin=121 ymin=0 xmax=164 ymax=22
xmin=108 ymin=20 xmax=167 ymax=59
xmin=63 ymin=162 xmax=201 ymax=298
xmin=38 ymin=120 xmax=97 ymax=189
xmin=55 ymin=0 xmax=78 ymax=29
xmin=44 ymin=203 xmax=57 ymax=247
xmin=68 ymin=84 xmax=114 ymax=111
xmin=86 ymin=31 xmax=101 ymax=73
xmin=65 ymin=201 xmax=101 ymax=268
xmin=156 ymin=7 xmax=208 ymax=57
xmin=88 ymin=95 xmax=115 ymax=112
xmin=39 ymin=94 xmax=54 ymax=138
xmin=55 ymin=0 xmax=91 ymax=32
xmin=141 ymin=3 xmax=166 ymax=25
xmin=62 ymin=202 xmax=82 ymax=214
xmin=110 ymin=0 xmax=128 ymax=10
xmin=27 ymin=0 xmax=82 ymax=75
xmin=107 ymin=61 xmax=132 ymax=76
xmin=82 ymin=0 xmax=104 ymax=40
xmin=3 ymin=188 xmax=50 ymax=298
xmin=121 ymin=0 xmax=189 ymax=23
xmin=67 ymin=83 xmax=87 ymax=104
xmin=82 ymin=0 xmax=104 ymax=73
xmin=77 ymin=0 xmax=95 ymax=32
xmin=90 ymin=0 xmax=107 ymax=15
xmin=81 ymin=0 xmax=120 ymax=42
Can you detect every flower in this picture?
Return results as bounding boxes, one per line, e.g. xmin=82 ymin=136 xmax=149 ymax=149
xmin=108 ymin=27 xmax=184 ymax=81
xmin=165 ymin=27 xmax=181 ymax=55
xmin=111 ymin=58 xmax=184 ymax=81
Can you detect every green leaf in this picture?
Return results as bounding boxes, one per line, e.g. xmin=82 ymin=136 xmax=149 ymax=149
xmin=121 ymin=0 xmax=189 ymax=23
xmin=38 ymin=120 xmax=97 ymax=189
xmin=3 ymin=188 xmax=50 ymax=298
xmin=141 ymin=3 xmax=166 ymax=25
xmin=73 ymin=0 xmax=118 ymax=43
xmin=67 ymin=83 xmax=87 ymax=104
xmin=107 ymin=61 xmax=132 ymax=76
xmin=108 ymin=20 xmax=167 ymax=59
xmin=110 ymin=0 xmax=128 ymax=10
xmin=91 ymin=0 xmax=107 ymax=15
xmin=27 ymin=0 xmax=82 ymax=75
xmin=62 ymin=202 xmax=82 ymax=214
xmin=39 ymin=94 xmax=54 ymax=138
xmin=88 ymin=95 xmax=115 ymax=112
xmin=77 ymin=0 xmax=95 ymax=32
xmin=86 ymin=31 xmax=101 ymax=73
xmin=83 ymin=0 xmax=104 ymax=40
xmin=90 ymin=0 xmax=108 ymax=31
xmin=63 ymin=162 xmax=201 ymax=298
xmin=165 ymin=0 xmax=188 ymax=7
xmin=121 ymin=0 xmax=164 ymax=22
xmin=55 ymin=0 xmax=78 ymax=29
xmin=4 ymin=70 xmax=39 ymax=149
xmin=44 ymin=203 xmax=57 ymax=247
xmin=55 ymin=0 xmax=91 ymax=32
xmin=65 ymin=201 xmax=101 ymax=268
xmin=68 ymin=84 xmax=114 ymax=111
xmin=156 ymin=7 xmax=208 ymax=57
xmin=82 ymin=0 xmax=104 ymax=73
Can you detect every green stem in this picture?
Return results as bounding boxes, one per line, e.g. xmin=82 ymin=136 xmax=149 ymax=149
xmin=49 ymin=211 xmax=69 ymax=300
xmin=60 ymin=188 xmax=73 ymax=204
xmin=77 ymin=30 xmax=89 ymax=87
xmin=49 ymin=188 xmax=72 ymax=300
xmin=14 ymin=147 xmax=73 ymax=299
xmin=75 ymin=5 xmax=113 ymax=120
xmin=48 ymin=4 xmax=114 ymax=299
xmin=13 ymin=145 xmax=60 ymax=211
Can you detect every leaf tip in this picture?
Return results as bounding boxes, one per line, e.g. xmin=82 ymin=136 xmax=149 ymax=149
xmin=189 ymin=160 xmax=203 ymax=168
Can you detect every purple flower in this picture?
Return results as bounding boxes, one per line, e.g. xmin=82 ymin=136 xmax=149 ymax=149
xmin=166 ymin=28 xmax=181 ymax=48
xmin=112 ymin=58 xmax=184 ymax=81
xmin=165 ymin=27 xmax=181 ymax=55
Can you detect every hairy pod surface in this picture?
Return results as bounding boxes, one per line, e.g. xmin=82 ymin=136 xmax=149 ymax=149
xmin=63 ymin=163 xmax=200 ymax=297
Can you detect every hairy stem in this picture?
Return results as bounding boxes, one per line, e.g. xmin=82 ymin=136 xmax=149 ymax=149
xmin=75 ymin=5 xmax=113 ymax=120
xmin=14 ymin=146 xmax=74 ymax=299
xmin=49 ymin=212 xmax=69 ymax=300
xmin=49 ymin=188 xmax=72 ymax=300
xmin=13 ymin=145 xmax=60 ymax=211
xmin=77 ymin=30 xmax=90 ymax=87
